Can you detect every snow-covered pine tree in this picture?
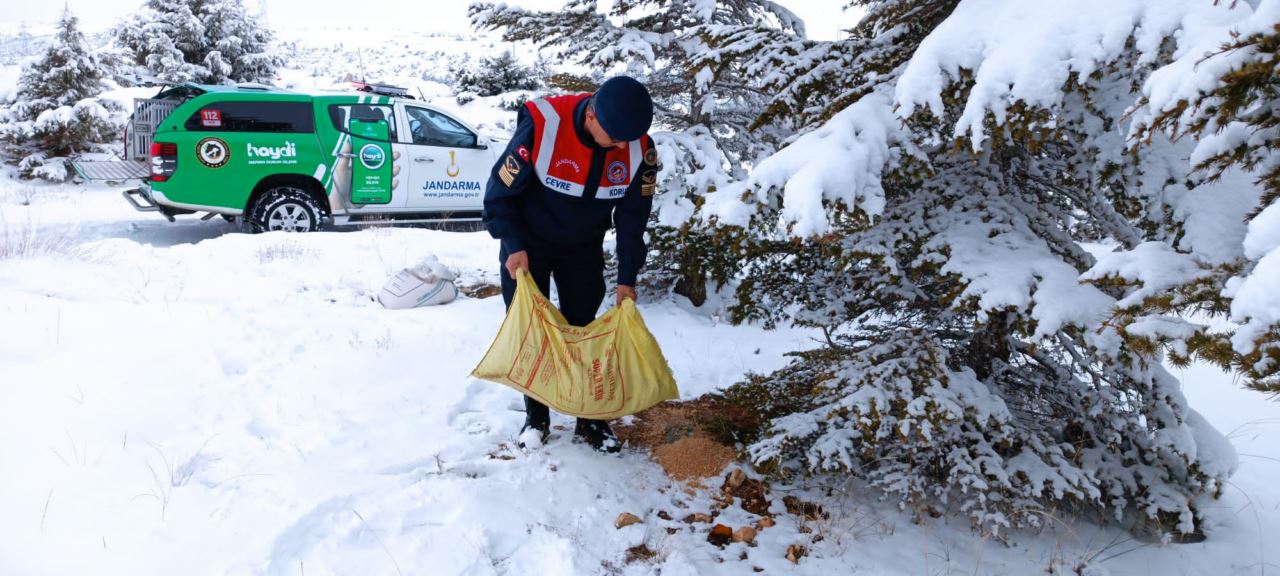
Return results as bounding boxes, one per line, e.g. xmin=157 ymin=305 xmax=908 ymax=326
xmin=197 ymin=0 xmax=281 ymax=83
xmin=114 ymin=0 xmax=281 ymax=84
xmin=450 ymin=51 xmax=545 ymax=101
xmin=704 ymin=0 xmax=1251 ymax=536
xmin=468 ymin=0 xmax=806 ymax=304
xmin=0 ymin=8 xmax=122 ymax=181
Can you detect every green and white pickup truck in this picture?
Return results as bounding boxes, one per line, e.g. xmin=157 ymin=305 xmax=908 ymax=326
xmin=75 ymin=82 xmax=502 ymax=232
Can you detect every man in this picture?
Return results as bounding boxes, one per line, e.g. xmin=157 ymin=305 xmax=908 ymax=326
xmin=482 ymin=75 xmax=659 ymax=453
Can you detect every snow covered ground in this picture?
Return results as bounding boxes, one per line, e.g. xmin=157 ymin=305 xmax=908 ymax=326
xmin=1 ymin=181 xmax=1279 ymax=576
xmin=0 ymin=185 xmax=824 ymax=575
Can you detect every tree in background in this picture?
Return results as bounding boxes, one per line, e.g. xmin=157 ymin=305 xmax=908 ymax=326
xmin=691 ymin=0 xmax=1265 ymax=537
xmin=450 ymin=51 xmax=546 ymax=105
xmin=0 ymin=8 xmax=122 ymax=181
xmin=114 ymin=0 xmax=281 ymax=84
xmin=469 ymin=0 xmax=807 ymax=305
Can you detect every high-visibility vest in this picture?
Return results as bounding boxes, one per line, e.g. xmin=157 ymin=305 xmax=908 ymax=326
xmin=525 ymin=93 xmax=651 ymax=200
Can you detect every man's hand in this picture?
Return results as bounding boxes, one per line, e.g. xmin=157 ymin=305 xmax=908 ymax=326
xmin=617 ymin=285 xmax=637 ymax=306
xmin=505 ymin=250 xmax=529 ymax=279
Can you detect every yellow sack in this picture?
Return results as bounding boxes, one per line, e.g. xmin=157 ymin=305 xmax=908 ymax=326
xmin=471 ymin=270 xmax=678 ymax=419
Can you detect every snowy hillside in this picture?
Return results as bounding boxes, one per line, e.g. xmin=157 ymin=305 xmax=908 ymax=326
xmin=273 ymin=26 xmax=526 ymax=92
xmin=3 ymin=1 xmax=1280 ymax=574
xmin=279 ymin=28 xmax=539 ymax=140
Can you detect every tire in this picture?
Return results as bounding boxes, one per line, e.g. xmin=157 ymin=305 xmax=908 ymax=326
xmin=247 ymin=186 xmax=323 ymax=233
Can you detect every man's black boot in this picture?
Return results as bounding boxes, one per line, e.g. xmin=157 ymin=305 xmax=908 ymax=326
xmin=518 ymin=421 xmax=550 ymax=449
xmin=574 ymin=419 xmax=621 ymax=453
xmin=519 ymin=396 xmax=551 ymax=449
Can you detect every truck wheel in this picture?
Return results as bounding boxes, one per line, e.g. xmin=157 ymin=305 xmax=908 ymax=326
xmin=248 ymin=187 xmax=322 ymax=233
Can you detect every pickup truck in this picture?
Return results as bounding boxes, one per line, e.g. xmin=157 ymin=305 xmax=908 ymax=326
xmin=75 ymin=82 xmax=502 ymax=232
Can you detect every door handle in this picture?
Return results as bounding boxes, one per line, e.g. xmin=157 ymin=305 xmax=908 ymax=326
xmin=414 ymin=157 xmax=435 ymax=163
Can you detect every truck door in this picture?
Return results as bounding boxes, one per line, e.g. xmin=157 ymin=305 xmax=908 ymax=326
xmin=400 ymin=105 xmax=490 ymax=212
xmin=326 ymin=102 xmax=408 ymax=210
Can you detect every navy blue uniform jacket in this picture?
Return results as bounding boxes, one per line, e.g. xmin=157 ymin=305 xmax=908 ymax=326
xmin=482 ymin=98 xmax=655 ymax=286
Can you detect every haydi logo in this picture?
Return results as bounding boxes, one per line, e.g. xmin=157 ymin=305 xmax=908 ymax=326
xmin=359 ymin=144 xmax=385 ymax=170
xmin=247 ymin=142 xmax=297 ymax=160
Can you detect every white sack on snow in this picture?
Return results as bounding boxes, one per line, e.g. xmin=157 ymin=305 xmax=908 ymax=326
xmin=378 ymin=256 xmax=459 ymax=309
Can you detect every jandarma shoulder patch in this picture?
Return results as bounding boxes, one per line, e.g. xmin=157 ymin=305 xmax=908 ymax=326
xmin=498 ymin=154 xmax=520 ymax=187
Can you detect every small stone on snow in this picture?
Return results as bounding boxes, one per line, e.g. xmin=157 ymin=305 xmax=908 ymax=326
xmin=708 ymin=524 xmax=733 ymax=547
xmin=615 ymin=512 xmax=642 ymax=529
xmin=725 ymin=467 xmax=747 ymax=490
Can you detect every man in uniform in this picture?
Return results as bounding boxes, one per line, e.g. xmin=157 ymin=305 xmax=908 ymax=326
xmin=482 ymin=75 xmax=659 ymax=453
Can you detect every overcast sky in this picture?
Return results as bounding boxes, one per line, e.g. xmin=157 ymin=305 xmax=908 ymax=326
xmin=0 ymin=0 xmax=860 ymax=41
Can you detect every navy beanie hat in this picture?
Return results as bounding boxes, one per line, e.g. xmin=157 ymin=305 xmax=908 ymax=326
xmin=593 ymin=76 xmax=653 ymax=142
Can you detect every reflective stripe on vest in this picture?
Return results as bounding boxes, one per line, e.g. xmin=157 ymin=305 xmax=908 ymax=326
xmin=528 ymin=96 xmax=643 ymax=199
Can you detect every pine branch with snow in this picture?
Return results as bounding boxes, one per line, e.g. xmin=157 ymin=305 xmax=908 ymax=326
xmin=1131 ymin=10 xmax=1280 ymax=391
xmin=745 ymin=0 xmax=960 ymax=131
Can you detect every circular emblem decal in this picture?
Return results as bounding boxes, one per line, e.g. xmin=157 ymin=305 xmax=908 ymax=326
xmin=607 ymin=160 xmax=628 ymax=185
xmin=196 ymin=137 xmax=230 ymax=168
xmin=358 ymin=144 xmax=386 ymax=170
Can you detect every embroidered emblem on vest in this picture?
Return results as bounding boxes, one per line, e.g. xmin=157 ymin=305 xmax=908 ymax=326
xmin=607 ymin=160 xmax=628 ymax=184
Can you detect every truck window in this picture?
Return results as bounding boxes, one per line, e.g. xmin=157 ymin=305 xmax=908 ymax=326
xmin=329 ymin=104 xmax=398 ymax=142
xmin=184 ymin=101 xmax=315 ymax=133
xmin=405 ymin=106 xmax=478 ymax=148
xmin=154 ymin=84 xmax=206 ymax=104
